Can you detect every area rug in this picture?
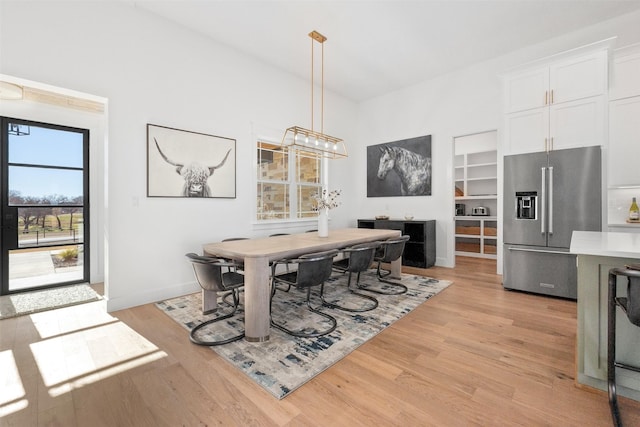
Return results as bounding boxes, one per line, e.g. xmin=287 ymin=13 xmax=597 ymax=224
xmin=0 ymin=284 xmax=101 ymax=320
xmin=156 ymin=271 xmax=451 ymax=399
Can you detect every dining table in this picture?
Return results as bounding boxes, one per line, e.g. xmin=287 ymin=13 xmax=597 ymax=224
xmin=202 ymin=227 xmax=402 ymax=342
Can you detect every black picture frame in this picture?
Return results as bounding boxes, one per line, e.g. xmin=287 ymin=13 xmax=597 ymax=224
xmin=367 ymin=135 xmax=432 ymax=197
xmin=147 ymin=124 xmax=236 ymax=198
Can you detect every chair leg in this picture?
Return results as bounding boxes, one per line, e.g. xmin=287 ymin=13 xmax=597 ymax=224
xmin=608 ymin=271 xmax=623 ymax=427
xmin=275 ymin=282 xmax=292 ymax=292
xmin=321 ymin=272 xmax=378 ymax=312
xmin=355 ymin=261 xmax=407 ymax=295
xmin=221 ymin=289 xmax=243 ymax=307
xmin=190 ymin=289 xmax=244 ymax=346
xmin=271 ymin=286 xmax=337 ymax=338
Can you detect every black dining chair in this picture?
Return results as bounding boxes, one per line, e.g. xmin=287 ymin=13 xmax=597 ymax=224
xmin=607 ymin=265 xmax=640 ymax=427
xmin=185 ymin=253 xmax=245 ymax=346
xmin=218 ymin=237 xmax=249 ymax=304
xmin=324 ymin=243 xmax=379 ymax=312
xmin=270 ymin=249 xmax=339 ymax=338
xmin=360 ymin=235 xmax=410 ymax=295
xmin=267 ymin=234 xmax=295 ymax=291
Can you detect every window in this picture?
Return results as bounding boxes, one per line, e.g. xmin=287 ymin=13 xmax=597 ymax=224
xmin=256 ymin=140 xmax=322 ymax=221
xmin=1 ymin=118 xmax=89 ymax=295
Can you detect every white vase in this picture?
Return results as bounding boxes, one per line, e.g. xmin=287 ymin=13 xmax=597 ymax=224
xmin=318 ymin=209 xmax=329 ymax=237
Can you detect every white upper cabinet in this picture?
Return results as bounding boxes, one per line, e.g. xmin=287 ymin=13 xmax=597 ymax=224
xmin=609 ymin=93 xmax=640 ymax=187
xmin=549 ymin=96 xmax=606 ymax=151
xmin=504 ymin=107 xmax=549 ymax=154
xmin=550 ymin=52 xmax=607 ymax=104
xmin=609 ymin=48 xmax=640 ymax=100
xmin=504 ymin=50 xmax=608 ymax=155
xmin=608 ymin=44 xmax=640 ymax=187
xmin=504 ymin=67 xmax=549 ymax=113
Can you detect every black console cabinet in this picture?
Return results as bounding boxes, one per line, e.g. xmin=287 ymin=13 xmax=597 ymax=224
xmin=357 ymin=219 xmax=436 ymax=268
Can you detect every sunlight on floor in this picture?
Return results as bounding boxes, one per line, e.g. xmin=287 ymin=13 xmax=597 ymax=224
xmin=0 ymin=300 xmax=167 ymax=418
xmin=0 ymin=350 xmax=29 ymax=416
xmin=30 ymin=321 xmax=167 ymax=397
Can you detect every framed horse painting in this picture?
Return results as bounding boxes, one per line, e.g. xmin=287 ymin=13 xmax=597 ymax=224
xmin=367 ymin=135 xmax=432 ymax=197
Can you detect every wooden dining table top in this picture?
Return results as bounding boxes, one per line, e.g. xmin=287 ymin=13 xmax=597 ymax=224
xmin=203 ymin=228 xmax=401 ymax=261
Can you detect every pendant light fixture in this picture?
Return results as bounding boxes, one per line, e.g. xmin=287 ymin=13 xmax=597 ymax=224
xmin=281 ymin=30 xmax=347 ymax=159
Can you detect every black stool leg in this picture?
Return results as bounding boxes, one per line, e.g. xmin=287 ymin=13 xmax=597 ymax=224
xmin=608 ymin=270 xmax=623 ymax=427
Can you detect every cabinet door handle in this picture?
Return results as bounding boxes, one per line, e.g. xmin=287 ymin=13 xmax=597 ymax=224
xmin=544 ymin=137 xmax=548 ymax=152
xmin=545 ymin=90 xmax=548 ymax=105
xmin=551 ymin=137 xmax=554 ymax=151
xmin=551 ymin=89 xmax=554 ymax=104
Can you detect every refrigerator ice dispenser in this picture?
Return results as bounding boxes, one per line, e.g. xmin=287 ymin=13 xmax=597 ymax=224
xmin=516 ymin=191 xmax=537 ymax=220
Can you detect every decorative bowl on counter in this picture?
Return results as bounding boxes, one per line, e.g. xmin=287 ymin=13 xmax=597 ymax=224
xmin=375 ymin=215 xmax=390 ymax=220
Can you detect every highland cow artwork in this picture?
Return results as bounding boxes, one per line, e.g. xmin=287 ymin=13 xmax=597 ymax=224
xmin=367 ymin=135 xmax=432 ymax=197
xmin=147 ymin=124 xmax=236 ymax=198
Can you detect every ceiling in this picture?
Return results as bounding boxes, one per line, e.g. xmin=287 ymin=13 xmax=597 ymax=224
xmin=131 ymin=1 xmax=640 ymax=102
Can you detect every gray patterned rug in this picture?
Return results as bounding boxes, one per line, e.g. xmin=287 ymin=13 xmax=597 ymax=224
xmin=156 ymin=270 xmax=451 ymax=399
xmin=0 ymin=284 xmax=101 ymax=320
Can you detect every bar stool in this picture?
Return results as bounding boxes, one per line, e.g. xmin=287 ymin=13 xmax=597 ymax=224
xmin=607 ymin=265 xmax=640 ymax=427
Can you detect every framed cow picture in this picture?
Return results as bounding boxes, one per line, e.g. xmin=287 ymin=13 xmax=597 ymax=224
xmin=147 ymin=124 xmax=236 ymax=198
xmin=366 ymin=135 xmax=432 ymax=197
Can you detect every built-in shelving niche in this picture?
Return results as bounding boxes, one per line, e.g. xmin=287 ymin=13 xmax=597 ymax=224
xmin=453 ymin=130 xmax=498 ymax=259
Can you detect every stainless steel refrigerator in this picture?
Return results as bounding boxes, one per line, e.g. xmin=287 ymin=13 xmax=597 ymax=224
xmin=503 ymin=146 xmax=601 ymax=299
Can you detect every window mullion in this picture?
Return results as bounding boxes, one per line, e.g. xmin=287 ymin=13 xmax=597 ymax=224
xmin=289 ymin=147 xmax=298 ymax=219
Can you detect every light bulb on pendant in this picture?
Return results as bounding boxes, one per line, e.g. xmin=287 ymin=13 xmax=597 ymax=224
xmin=305 ymin=135 xmax=309 ymax=144
xmin=315 ymin=138 xmax=319 ymax=146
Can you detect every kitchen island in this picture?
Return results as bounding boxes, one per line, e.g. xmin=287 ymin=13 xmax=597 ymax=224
xmin=570 ymin=231 xmax=640 ymax=401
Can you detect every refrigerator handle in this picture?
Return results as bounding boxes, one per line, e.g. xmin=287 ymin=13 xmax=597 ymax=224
xmin=548 ymin=166 xmax=554 ymax=234
xmin=507 ymin=246 xmax=570 ymax=255
xmin=541 ymin=167 xmax=546 ymax=234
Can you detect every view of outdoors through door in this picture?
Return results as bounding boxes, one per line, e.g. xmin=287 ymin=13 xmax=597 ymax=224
xmin=1 ymin=118 xmax=89 ymax=295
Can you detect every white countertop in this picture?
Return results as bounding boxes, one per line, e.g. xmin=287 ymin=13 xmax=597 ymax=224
xmin=570 ymin=231 xmax=640 ymax=258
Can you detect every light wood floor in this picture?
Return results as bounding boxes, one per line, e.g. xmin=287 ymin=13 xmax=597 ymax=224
xmin=2 ymin=257 xmax=640 ymax=426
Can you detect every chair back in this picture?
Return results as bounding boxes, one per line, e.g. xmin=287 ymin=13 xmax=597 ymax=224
xmin=378 ymin=235 xmax=410 ymax=263
xmin=186 ymin=253 xmax=226 ymax=292
xmin=344 ymin=243 xmax=378 ymax=273
xmin=296 ymin=250 xmax=338 ymax=288
xmin=610 ymin=266 xmax=640 ymax=327
xmin=627 ymin=275 xmax=640 ymax=326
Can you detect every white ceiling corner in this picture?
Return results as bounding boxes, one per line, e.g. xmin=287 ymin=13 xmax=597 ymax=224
xmin=132 ymin=0 xmax=640 ymax=102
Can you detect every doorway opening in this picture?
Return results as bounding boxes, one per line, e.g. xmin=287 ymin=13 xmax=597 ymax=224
xmin=453 ymin=130 xmax=498 ymax=266
xmin=1 ymin=117 xmax=89 ymax=295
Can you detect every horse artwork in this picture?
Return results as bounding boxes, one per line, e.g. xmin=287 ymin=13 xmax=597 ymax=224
xmin=147 ymin=124 xmax=236 ymax=198
xmin=367 ymin=135 xmax=432 ymax=197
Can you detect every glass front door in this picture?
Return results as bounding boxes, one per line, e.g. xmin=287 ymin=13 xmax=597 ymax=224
xmin=1 ymin=118 xmax=89 ymax=295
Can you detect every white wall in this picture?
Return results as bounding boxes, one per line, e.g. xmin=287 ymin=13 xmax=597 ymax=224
xmin=353 ymin=9 xmax=640 ymax=269
xmin=0 ymin=1 xmax=357 ymax=310
xmin=355 ymin=57 xmax=503 ymax=267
